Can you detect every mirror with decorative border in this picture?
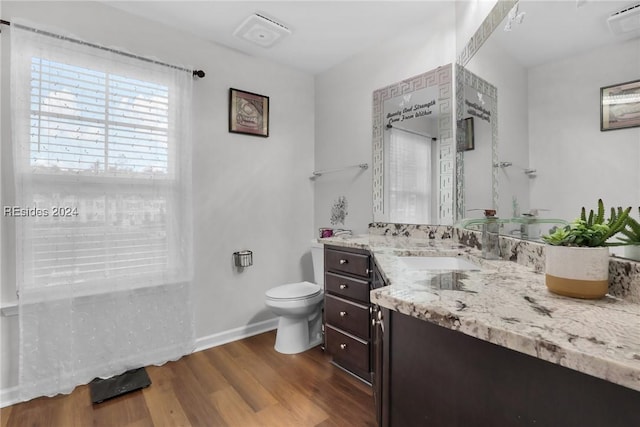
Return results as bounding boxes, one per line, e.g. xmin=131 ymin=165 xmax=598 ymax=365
xmin=372 ymin=64 xmax=454 ymax=225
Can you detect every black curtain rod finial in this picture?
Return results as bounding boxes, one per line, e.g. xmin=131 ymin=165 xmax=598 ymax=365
xmin=193 ymin=70 xmax=205 ymax=78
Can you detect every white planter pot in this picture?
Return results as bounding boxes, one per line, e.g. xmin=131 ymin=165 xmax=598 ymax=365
xmin=544 ymin=246 xmax=610 ymax=299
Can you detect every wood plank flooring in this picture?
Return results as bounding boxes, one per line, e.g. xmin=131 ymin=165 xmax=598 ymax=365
xmin=0 ymin=331 xmax=376 ymax=427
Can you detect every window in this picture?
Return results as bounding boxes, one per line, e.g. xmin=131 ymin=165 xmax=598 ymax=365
xmin=388 ymin=129 xmax=432 ymax=224
xmin=15 ymin=52 xmax=190 ymax=291
xmin=30 ymin=58 xmax=170 ymax=176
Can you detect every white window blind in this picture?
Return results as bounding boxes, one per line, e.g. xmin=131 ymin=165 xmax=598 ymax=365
xmin=30 ymin=57 xmax=170 ymax=175
xmin=26 ymin=58 xmax=176 ymax=289
xmin=388 ymin=129 xmax=432 ymax=224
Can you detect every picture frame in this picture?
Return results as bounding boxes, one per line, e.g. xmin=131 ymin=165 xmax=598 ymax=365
xmin=600 ymin=79 xmax=640 ymax=131
xmin=463 ymin=117 xmax=474 ymax=151
xmin=229 ymin=88 xmax=269 ymax=137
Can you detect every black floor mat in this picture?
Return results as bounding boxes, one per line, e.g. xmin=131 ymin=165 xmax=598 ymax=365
xmin=89 ymin=367 xmax=151 ymax=404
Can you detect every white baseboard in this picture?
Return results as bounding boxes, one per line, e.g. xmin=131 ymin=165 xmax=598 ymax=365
xmin=194 ymin=317 xmax=278 ymax=353
xmin=0 ymin=318 xmax=278 ymax=409
xmin=0 ymin=386 xmax=19 ymax=409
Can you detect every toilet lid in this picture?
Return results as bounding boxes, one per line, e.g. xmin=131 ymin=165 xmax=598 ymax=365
xmin=266 ymin=281 xmax=322 ymax=300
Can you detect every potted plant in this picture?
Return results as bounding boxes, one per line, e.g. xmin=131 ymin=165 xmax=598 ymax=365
xmin=618 ymin=207 xmax=640 ymax=261
xmin=541 ymin=200 xmax=630 ymax=299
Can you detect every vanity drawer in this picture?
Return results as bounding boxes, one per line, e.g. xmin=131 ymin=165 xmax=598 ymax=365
xmin=325 ymin=295 xmax=370 ymax=339
xmin=325 ymin=272 xmax=370 ymax=302
xmin=325 ymin=325 xmax=370 ymax=375
xmin=325 ymin=248 xmax=370 ymax=278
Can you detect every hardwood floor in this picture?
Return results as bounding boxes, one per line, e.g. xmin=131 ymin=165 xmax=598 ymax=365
xmin=0 ymin=331 xmax=376 ymax=427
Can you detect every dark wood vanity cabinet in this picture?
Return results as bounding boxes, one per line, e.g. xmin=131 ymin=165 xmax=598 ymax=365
xmin=323 ymin=245 xmax=374 ymax=382
xmin=373 ymin=307 xmax=640 ymax=427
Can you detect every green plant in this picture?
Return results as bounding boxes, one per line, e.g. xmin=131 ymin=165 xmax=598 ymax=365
xmin=542 ymin=199 xmax=631 ymax=247
xmin=618 ymin=207 xmax=640 ymax=245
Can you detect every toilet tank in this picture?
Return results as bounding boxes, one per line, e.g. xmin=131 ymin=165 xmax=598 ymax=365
xmin=311 ymin=240 xmax=324 ymax=286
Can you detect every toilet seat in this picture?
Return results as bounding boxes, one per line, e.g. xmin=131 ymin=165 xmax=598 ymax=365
xmin=266 ymin=281 xmax=321 ymax=301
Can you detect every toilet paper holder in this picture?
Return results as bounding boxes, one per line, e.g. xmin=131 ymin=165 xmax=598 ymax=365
xmin=233 ymin=250 xmax=253 ymax=268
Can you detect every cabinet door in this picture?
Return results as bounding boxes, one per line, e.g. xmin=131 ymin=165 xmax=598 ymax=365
xmin=373 ymin=306 xmax=389 ymax=427
xmin=372 ymin=259 xmax=390 ymax=426
xmin=325 ymin=295 xmax=370 ymax=338
xmin=386 ymin=311 xmax=640 ymax=426
xmin=325 ymin=325 xmax=370 ymax=376
xmin=325 ymin=272 xmax=370 ymax=302
xmin=325 ymin=248 xmax=370 ymax=277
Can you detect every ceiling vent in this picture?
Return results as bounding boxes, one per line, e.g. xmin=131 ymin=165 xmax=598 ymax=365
xmin=607 ymin=3 xmax=640 ymax=35
xmin=233 ymin=13 xmax=291 ymax=48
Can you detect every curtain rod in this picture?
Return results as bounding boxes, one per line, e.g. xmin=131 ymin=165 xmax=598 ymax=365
xmin=386 ymin=124 xmax=437 ymax=141
xmin=0 ymin=19 xmax=205 ymax=78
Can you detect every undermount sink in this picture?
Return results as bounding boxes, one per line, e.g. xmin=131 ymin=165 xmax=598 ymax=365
xmin=398 ymin=256 xmax=480 ymax=271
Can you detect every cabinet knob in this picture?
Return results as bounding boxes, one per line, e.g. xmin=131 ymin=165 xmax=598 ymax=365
xmin=366 ymin=268 xmax=371 ymax=274
xmin=339 ymin=259 xmax=348 ymax=265
xmin=339 ymin=311 xmax=348 ymax=317
xmin=340 ymin=343 xmax=347 ymax=350
xmin=339 ymin=284 xmax=348 ymax=289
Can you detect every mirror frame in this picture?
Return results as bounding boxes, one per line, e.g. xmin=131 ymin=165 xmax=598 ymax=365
xmin=372 ymin=64 xmax=454 ymax=224
xmin=457 ymin=1 xmax=517 ymax=67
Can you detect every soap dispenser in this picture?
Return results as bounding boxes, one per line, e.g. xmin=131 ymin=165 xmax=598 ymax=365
xmin=482 ymin=209 xmax=500 ymax=260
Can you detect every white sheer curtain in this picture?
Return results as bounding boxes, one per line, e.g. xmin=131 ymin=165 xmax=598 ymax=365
xmin=388 ymin=128 xmax=432 ymax=224
xmin=10 ymin=22 xmax=194 ymax=401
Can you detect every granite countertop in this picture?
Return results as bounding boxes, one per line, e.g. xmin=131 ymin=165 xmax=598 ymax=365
xmin=320 ymin=234 xmax=640 ymax=393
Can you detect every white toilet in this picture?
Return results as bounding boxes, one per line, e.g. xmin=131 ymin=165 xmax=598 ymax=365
xmin=265 ymin=241 xmax=324 ymax=354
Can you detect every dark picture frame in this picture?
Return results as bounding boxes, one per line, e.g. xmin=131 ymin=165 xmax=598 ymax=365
xmin=600 ymin=79 xmax=640 ymax=131
xmin=229 ymin=88 xmax=269 ymax=137
xmin=463 ymin=117 xmax=474 ymax=151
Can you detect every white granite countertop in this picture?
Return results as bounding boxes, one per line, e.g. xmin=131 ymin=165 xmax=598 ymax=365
xmin=320 ymin=234 xmax=640 ymax=393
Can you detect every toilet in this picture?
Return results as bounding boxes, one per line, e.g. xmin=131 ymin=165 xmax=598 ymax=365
xmin=265 ymin=241 xmax=324 ymax=354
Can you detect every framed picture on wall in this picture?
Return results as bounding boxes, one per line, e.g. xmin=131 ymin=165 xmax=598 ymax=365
xmin=229 ymin=88 xmax=270 ymax=137
xmin=600 ymin=79 xmax=640 ymax=131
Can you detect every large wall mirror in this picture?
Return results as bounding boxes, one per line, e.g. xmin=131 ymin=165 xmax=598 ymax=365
xmin=457 ymin=0 xmax=640 ymax=244
xmin=372 ymin=65 xmax=454 ymax=225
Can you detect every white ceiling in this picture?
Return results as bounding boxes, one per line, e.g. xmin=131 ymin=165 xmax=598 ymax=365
xmin=103 ymin=1 xmax=639 ymax=74
xmin=486 ymin=0 xmax=640 ymax=68
xmin=104 ymin=1 xmax=451 ymax=75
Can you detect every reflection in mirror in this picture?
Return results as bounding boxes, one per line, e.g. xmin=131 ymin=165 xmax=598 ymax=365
xmin=457 ymin=0 xmax=640 ymax=250
xmin=455 ymin=65 xmax=498 ymax=220
xmin=383 ymin=86 xmax=439 ymax=224
xmin=372 ymin=65 xmax=454 ymax=225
